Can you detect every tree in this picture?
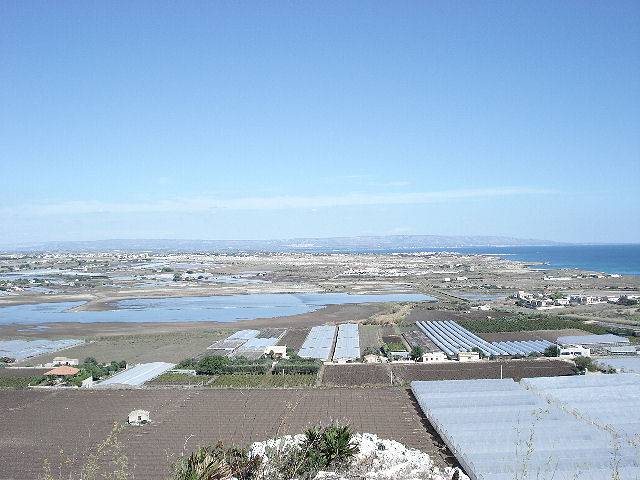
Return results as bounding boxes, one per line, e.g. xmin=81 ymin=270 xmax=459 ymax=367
xmin=196 ymin=355 xmax=229 ymax=375
xmin=544 ymin=345 xmax=560 ymax=357
xmin=573 ymin=355 xmax=595 ymax=373
xmin=471 ymin=347 xmax=485 ymax=359
xmin=410 ymin=346 xmax=424 ymax=360
xmin=550 ymin=292 xmax=564 ymax=300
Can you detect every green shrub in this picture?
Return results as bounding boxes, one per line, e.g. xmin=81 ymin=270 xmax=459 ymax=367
xmin=410 ymin=346 xmax=424 ymax=360
xmin=458 ymin=313 xmax=608 ymax=334
xmin=276 ymin=423 xmax=359 ymax=479
xmin=208 ymin=374 xmax=315 ymax=388
xmin=0 ymin=376 xmax=42 ymax=389
xmin=196 ymin=356 xmax=271 ymax=375
xmin=170 ymin=445 xmax=231 ymax=480
xmin=544 ymin=345 xmax=560 ymax=357
xmin=273 ymin=358 xmax=321 ymax=375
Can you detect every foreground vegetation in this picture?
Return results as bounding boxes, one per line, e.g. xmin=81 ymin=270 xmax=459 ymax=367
xmin=171 ymin=423 xmax=359 ymax=480
xmin=0 ymin=376 xmax=42 ymax=389
xmin=207 ymin=374 xmax=316 ymax=388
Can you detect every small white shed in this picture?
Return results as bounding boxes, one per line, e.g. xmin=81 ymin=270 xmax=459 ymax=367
xmin=128 ymin=409 xmax=150 ymax=425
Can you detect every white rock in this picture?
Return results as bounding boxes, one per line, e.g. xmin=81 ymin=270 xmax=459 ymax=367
xmin=247 ymin=432 xmax=469 ymax=480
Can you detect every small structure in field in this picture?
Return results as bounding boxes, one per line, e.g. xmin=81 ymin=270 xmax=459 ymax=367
xmin=81 ymin=377 xmax=94 ymax=388
xmin=265 ymin=345 xmax=288 ymax=359
xmin=420 ymin=351 xmax=447 ymax=363
xmin=364 ymin=354 xmax=381 ymax=363
xmin=560 ymin=345 xmax=591 ymax=358
xmin=52 ymin=357 xmax=79 ymax=366
xmin=128 ymin=409 xmax=150 ymax=426
xmin=44 ymin=357 xmax=79 ymax=367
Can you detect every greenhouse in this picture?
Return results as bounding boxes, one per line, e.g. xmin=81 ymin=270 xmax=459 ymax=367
xmin=412 ymin=376 xmax=640 ymax=480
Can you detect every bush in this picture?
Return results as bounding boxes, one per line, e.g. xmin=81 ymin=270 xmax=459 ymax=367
xmin=177 ymin=358 xmax=198 ymax=369
xmin=196 ymin=356 xmax=230 ymax=375
xmin=573 ymin=356 xmax=596 ymax=373
xmin=380 ymin=343 xmax=407 ymax=357
xmin=410 ymin=346 xmax=424 ymax=360
xmin=196 ymin=356 xmax=271 ymax=375
xmin=458 ymin=313 xmax=608 ymax=334
xmin=273 ymin=358 xmax=321 ymax=375
xmin=208 ymin=374 xmax=315 ymax=388
xmin=471 ymin=347 xmax=485 ymax=359
xmin=544 ymin=345 xmax=560 ymax=357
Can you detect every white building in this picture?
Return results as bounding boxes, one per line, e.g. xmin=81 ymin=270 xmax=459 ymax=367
xmin=560 ymin=346 xmax=591 ymax=358
xmin=457 ymin=351 xmax=480 ymax=362
xmin=44 ymin=357 xmax=79 ymax=367
xmin=420 ymin=351 xmax=447 ymax=363
xmin=264 ymin=345 xmax=288 ymax=359
xmin=128 ymin=409 xmax=150 ymax=425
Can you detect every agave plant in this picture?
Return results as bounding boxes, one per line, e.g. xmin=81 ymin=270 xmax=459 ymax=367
xmin=172 ymin=446 xmax=231 ymax=480
xmin=319 ymin=423 xmax=359 ymax=467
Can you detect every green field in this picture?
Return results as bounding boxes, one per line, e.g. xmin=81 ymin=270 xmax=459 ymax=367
xmin=0 ymin=377 xmax=41 ymax=389
xmin=458 ymin=314 xmax=608 ymax=334
xmin=207 ymin=374 xmax=316 ymax=388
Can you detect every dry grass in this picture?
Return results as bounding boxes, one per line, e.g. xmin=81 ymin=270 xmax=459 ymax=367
xmin=362 ymin=303 xmax=413 ymax=325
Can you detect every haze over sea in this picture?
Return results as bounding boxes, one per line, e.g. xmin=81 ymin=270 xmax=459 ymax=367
xmin=331 ymin=244 xmax=640 ymax=277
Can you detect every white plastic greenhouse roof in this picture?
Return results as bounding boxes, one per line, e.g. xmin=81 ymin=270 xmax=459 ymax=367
xmin=298 ymin=325 xmax=336 ymax=360
xmin=98 ymin=362 xmax=175 ymax=386
xmin=227 ymin=330 xmax=260 ymax=340
xmin=332 ymin=323 xmax=360 ymax=360
xmin=491 ymin=340 xmax=553 ymax=355
xmin=521 ymin=374 xmax=640 ymax=444
xmin=412 ymin=376 xmax=640 ymax=480
xmin=556 ymin=334 xmax=629 ymax=345
xmin=595 ymin=357 xmax=640 ymax=373
xmin=0 ymin=339 xmax=84 ymax=361
xmin=230 ymin=336 xmax=279 ymax=360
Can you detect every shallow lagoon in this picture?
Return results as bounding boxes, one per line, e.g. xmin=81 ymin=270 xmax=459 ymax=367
xmin=0 ymin=293 xmax=435 ymax=325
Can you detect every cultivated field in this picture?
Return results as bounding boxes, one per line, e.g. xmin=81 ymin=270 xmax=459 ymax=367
xmin=18 ymin=330 xmax=230 ymax=366
xmin=322 ymin=359 xmax=574 ymax=386
xmin=476 ymin=328 xmax=591 ymax=343
xmin=0 ymin=388 xmax=452 ymax=480
xmin=275 ymin=327 xmax=310 ymax=351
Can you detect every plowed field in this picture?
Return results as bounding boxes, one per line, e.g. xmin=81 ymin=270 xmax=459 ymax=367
xmin=0 ymin=387 xmax=450 ymax=480
xmin=322 ymin=359 xmax=574 ymax=386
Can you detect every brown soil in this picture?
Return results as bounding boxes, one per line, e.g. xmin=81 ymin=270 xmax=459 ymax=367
xmin=405 ymin=306 xmax=512 ymax=324
xmin=0 ymin=367 xmax=48 ymax=377
xmin=0 ymin=388 xmax=452 ymax=480
xmin=476 ymin=329 xmax=591 ymax=343
xmin=276 ymin=328 xmax=310 ymax=351
xmin=322 ymin=359 xmax=574 ymax=386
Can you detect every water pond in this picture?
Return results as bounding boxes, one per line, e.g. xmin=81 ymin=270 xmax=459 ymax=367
xmin=0 ymin=293 xmax=435 ymax=325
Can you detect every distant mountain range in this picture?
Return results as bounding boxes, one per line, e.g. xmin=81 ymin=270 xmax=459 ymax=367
xmin=0 ymin=235 xmax=565 ymax=254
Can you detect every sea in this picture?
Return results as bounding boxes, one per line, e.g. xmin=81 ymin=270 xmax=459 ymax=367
xmin=330 ymin=244 xmax=640 ymax=276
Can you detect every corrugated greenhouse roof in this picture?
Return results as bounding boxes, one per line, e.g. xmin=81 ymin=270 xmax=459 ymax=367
xmin=98 ymin=362 xmax=175 ymax=386
xmin=332 ymin=323 xmax=360 ymax=360
xmin=556 ymin=334 xmax=630 ymax=345
xmin=412 ymin=375 xmax=640 ymax=479
xmin=298 ymin=325 xmax=336 ymax=360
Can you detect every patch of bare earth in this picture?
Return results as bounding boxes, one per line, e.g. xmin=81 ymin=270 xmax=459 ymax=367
xmin=0 ymin=388 xmax=451 ymax=480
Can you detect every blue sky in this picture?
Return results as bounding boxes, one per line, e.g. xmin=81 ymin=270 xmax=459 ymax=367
xmin=1 ymin=1 xmax=639 ymax=244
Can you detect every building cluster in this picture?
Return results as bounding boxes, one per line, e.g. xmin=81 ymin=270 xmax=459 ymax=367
xmin=556 ymin=334 xmax=639 ymax=358
xmin=513 ymin=291 xmax=640 ymax=310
